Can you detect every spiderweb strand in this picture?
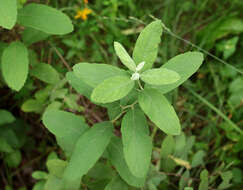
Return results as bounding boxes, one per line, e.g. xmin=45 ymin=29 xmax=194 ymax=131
xmin=101 ymin=15 xmax=243 ymax=75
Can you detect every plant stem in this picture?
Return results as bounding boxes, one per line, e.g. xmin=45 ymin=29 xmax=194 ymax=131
xmin=138 ymin=80 xmax=144 ymax=90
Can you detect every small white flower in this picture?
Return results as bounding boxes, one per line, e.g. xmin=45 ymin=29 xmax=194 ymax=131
xmin=131 ymin=72 xmax=140 ymax=80
xmin=136 ymin=61 xmax=145 ymax=72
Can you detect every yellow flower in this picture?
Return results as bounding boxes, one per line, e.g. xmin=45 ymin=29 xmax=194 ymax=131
xmin=74 ymin=8 xmax=92 ymax=21
xmin=84 ymin=0 xmax=88 ymax=4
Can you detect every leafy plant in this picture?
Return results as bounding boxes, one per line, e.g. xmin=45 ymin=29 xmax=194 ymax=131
xmin=40 ymin=20 xmax=204 ymax=190
xmin=0 ymin=109 xmax=28 ymax=168
xmin=0 ymin=1 xmax=73 ymax=91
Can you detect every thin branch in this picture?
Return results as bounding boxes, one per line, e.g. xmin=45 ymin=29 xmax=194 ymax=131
xmin=48 ymin=42 xmax=71 ymax=71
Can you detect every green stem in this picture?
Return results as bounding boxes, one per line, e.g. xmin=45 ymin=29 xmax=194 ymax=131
xmin=138 ymin=80 xmax=144 ymax=90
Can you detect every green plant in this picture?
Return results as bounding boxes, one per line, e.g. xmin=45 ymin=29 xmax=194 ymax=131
xmin=0 ymin=109 xmax=28 ymax=168
xmin=39 ymin=20 xmax=204 ymax=190
xmin=0 ymin=0 xmax=73 ymax=91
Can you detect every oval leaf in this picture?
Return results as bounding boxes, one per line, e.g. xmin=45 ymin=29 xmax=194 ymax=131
xmin=105 ymin=176 xmax=129 ymax=190
xmin=133 ymin=20 xmax=163 ymax=71
xmin=44 ymin=175 xmax=63 ymax=190
xmin=161 ymin=135 xmax=175 ymax=158
xmin=73 ymin=63 xmax=127 ymax=88
xmin=17 ymin=3 xmax=73 ymax=35
xmin=21 ymin=99 xmax=44 ymax=113
xmin=47 ymin=159 xmax=68 ymax=178
xmin=114 ymin=42 xmax=136 ymax=71
xmin=155 ymin=52 xmax=204 ymax=93
xmin=43 ymin=110 xmax=88 ymax=157
xmin=121 ymin=108 xmax=152 ymax=178
xmin=22 ymin=27 xmax=50 ymax=46
xmin=107 ymin=136 xmax=146 ymax=187
xmin=1 ymin=42 xmax=29 ymax=91
xmin=43 ymin=110 xmax=88 ymax=138
xmin=91 ymin=76 xmax=135 ymax=103
xmin=199 ymin=170 xmax=208 ymax=190
xmin=0 ymin=0 xmax=17 ymax=29
xmin=0 ymin=109 xmax=15 ymax=126
xmin=138 ymin=88 xmax=181 ymax=135
xmin=63 ymin=122 xmax=113 ymax=190
xmin=31 ymin=63 xmax=60 ymax=84
xmin=66 ymin=71 xmax=92 ymax=99
xmin=141 ymin=68 xmax=180 ymax=85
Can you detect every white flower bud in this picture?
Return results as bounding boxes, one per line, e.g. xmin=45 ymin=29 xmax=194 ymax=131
xmin=136 ymin=61 xmax=145 ymax=72
xmin=131 ymin=72 xmax=140 ymax=80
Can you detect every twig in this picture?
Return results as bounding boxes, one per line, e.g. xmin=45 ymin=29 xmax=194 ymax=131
xmin=48 ymin=42 xmax=71 ymax=71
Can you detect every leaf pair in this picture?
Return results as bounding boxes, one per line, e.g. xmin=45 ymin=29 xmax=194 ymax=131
xmin=115 ymin=41 xmax=181 ymax=85
xmin=43 ymin=110 xmax=114 ymax=190
xmin=73 ymin=63 xmax=133 ymax=103
xmin=114 ymin=19 xmax=163 ymax=72
xmin=0 ymin=1 xmax=73 ymax=34
xmin=0 ymin=2 xmax=73 ymax=91
xmin=1 ymin=42 xmax=60 ymax=91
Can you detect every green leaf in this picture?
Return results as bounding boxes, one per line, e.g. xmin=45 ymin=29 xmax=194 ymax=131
xmin=22 ymin=27 xmax=49 ymax=46
xmin=160 ymin=136 xmax=176 ymax=172
xmin=105 ymin=176 xmax=129 ymax=190
xmin=114 ymin=42 xmax=136 ymax=71
xmin=1 ymin=42 xmax=29 ymax=91
xmin=0 ymin=109 xmax=15 ymax=126
xmin=199 ymin=169 xmax=208 ymax=190
xmin=147 ymin=169 xmax=166 ymax=189
xmin=197 ymin=16 xmax=243 ymax=49
xmin=17 ymin=3 xmax=73 ymax=35
xmin=47 ymin=159 xmax=68 ymax=178
xmin=138 ymin=88 xmax=181 ymax=135
xmin=63 ymin=122 xmax=113 ymax=190
xmin=0 ymin=42 xmax=8 ymax=59
xmin=32 ymin=171 xmax=48 ymax=180
xmin=64 ymin=94 xmax=83 ymax=112
xmin=218 ymin=171 xmax=233 ymax=189
xmin=0 ymin=0 xmax=17 ymax=29
xmin=33 ymin=181 xmax=45 ymax=190
xmin=106 ymin=102 xmax=122 ymax=121
xmin=44 ymin=175 xmax=63 ymax=190
xmin=66 ymin=71 xmax=92 ymax=99
xmin=0 ymin=128 xmax=19 ymax=148
xmin=174 ymin=133 xmax=186 ymax=156
xmin=73 ymin=63 xmax=127 ymax=88
xmin=133 ymin=20 xmax=163 ymax=71
xmin=43 ymin=110 xmax=88 ymax=157
xmin=50 ymin=88 xmax=68 ymax=101
xmin=107 ymin=136 xmax=146 ymax=187
xmin=184 ymin=187 xmax=193 ymax=190
xmin=5 ymin=150 xmax=21 ymax=168
xmin=216 ymin=36 xmax=239 ymax=59
xmin=0 ymin=137 xmax=13 ymax=153
xmin=179 ymin=170 xmax=190 ymax=190
xmin=154 ymin=52 xmax=204 ymax=94
xmin=161 ymin=135 xmax=175 ymax=158
xmin=91 ymin=76 xmax=135 ymax=103
xmin=191 ymin=150 xmax=205 ymax=168
xmin=45 ymin=101 xmax=62 ymax=112
xmin=140 ymin=68 xmax=180 ymax=85
xmin=86 ymin=162 xmax=115 ymax=180
xmin=21 ymin=99 xmax=44 ymax=113
xmin=121 ymin=108 xmax=152 ymax=178
xmin=31 ymin=63 xmax=60 ymax=84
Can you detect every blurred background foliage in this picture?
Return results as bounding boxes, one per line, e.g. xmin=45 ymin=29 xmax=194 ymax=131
xmin=0 ymin=0 xmax=243 ymax=189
